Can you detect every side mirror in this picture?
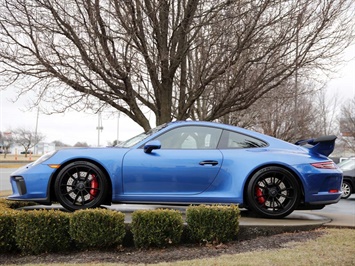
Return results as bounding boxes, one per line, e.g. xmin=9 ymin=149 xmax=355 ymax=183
xmin=144 ymin=140 xmax=161 ymax=154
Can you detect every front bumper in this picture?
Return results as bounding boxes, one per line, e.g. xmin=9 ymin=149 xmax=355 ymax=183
xmin=7 ymin=163 xmax=55 ymax=204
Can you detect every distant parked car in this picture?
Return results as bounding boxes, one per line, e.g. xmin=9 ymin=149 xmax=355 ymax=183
xmin=20 ymin=150 xmax=33 ymax=154
xmin=339 ymin=158 xmax=355 ymax=199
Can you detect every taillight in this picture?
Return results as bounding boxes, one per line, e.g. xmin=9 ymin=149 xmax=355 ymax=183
xmin=328 ymin=189 xmax=339 ymax=193
xmin=311 ymin=161 xmax=337 ymax=169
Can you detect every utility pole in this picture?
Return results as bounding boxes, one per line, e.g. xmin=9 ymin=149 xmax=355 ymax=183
xmin=294 ymin=8 xmax=303 ymax=141
xmin=96 ymin=112 xmax=103 ymax=147
xmin=34 ymin=107 xmax=39 ymax=154
xmin=117 ymin=111 xmax=120 ymax=144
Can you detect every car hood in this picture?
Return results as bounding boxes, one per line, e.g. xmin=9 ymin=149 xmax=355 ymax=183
xmin=43 ymin=147 xmax=130 ymax=165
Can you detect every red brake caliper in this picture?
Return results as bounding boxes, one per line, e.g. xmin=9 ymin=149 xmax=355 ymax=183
xmin=90 ymin=174 xmax=98 ymax=199
xmin=256 ymin=186 xmax=265 ymax=204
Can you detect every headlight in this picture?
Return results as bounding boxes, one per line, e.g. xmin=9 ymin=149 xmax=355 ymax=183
xmin=32 ymin=150 xmax=57 ymax=166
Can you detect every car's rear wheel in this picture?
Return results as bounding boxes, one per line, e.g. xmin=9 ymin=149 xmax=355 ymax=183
xmin=341 ymin=181 xmax=352 ymax=199
xmin=54 ymin=161 xmax=108 ymax=211
xmin=246 ymin=166 xmax=300 ymax=219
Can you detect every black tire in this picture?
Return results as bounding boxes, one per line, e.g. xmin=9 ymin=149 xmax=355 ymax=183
xmin=246 ymin=166 xmax=300 ymax=219
xmin=54 ymin=161 xmax=108 ymax=211
xmin=341 ymin=180 xmax=352 ymax=199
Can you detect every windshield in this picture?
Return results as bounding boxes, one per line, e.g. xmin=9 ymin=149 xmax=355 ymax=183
xmin=339 ymin=158 xmax=355 ymax=171
xmin=119 ymin=123 xmax=168 ymax=148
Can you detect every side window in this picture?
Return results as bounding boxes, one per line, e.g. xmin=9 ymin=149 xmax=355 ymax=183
xmin=155 ymin=126 xmax=222 ymax=150
xmin=219 ymin=130 xmax=268 ymax=149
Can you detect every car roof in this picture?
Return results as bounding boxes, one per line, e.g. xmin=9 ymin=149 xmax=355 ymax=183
xmin=161 ymin=120 xmax=298 ymax=150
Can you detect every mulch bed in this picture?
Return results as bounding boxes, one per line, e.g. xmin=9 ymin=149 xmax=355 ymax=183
xmin=0 ymin=229 xmax=325 ymax=265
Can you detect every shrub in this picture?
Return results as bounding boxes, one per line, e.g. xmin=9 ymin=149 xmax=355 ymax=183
xmin=0 ymin=198 xmax=8 ymax=209
xmin=69 ymin=209 xmax=126 ymax=249
xmin=186 ymin=204 xmax=240 ymax=244
xmin=0 ymin=209 xmax=17 ymax=252
xmin=15 ymin=210 xmax=71 ymax=254
xmin=131 ymin=209 xmax=183 ymax=248
xmin=0 ymin=198 xmax=37 ymax=209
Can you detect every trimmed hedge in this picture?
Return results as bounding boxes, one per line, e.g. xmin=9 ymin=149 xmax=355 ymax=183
xmin=70 ymin=208 xmax=126 ymax=249
xmin=0 ymin=209 xmax=17 ymax=252
xmin=0 ymin=201 xmax=241 ymax=254
xmin=0 ymin=199 xmax=38 ymax=253
xmin=0 ymin=198 xmax=37 ymax=209
xmin=131 ymin=209 xmax=183 ymax=248
xmin=186 ymin=204 xmax=240 ymax=244
xmin=15 ymin=210 xmax=71 ymax=254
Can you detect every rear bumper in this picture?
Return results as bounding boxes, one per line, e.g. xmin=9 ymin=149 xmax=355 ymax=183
xmin=294 ymin=163 xmax=343 ymax=204
xmin=300 ymin=191 xmax=342 ymax=210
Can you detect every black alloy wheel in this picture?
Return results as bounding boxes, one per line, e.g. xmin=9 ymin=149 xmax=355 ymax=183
xmin=247 ymin=166 xmax=300 ymax=219
xmin=341 ymin=181 xmax=352 ymax=199
xmin=54 ymin=161 xmax=108 ymax=211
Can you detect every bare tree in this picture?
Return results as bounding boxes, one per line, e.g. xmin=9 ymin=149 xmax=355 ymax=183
xmin=312 ymin=89 xmax=341 ymax=136
xmin=219 ymin=78 xmax=324 ymax=142
xmin=339 ymin=97 xmax=355 ymax=153
xmin=217 ymin=78 xmax=345 ymax=142
xmin=73 ymin=142 xmax=89 ymax=147
xmin=0 ymin=131 xmax=14 ymax=158
xmin=52 ymin=140 xmax=71 ymax=148
xmin=12 ymin=128 xmax=45 ymax=157
xmin=186 ymin=1 xmax=355 ymax=122
xmin=0 ymin=0 xmax=354 ymax=131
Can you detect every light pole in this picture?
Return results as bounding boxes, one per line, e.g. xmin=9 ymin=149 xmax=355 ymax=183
xmin=294 ymin=9 xmax=303 ymax=140
xmin=96 ymin=112 xmax=103 ymax=147
xmin=34 ymin=107 xmax=39 ymax=154
xmin=117 ymin=111 xmax=120 ymax=144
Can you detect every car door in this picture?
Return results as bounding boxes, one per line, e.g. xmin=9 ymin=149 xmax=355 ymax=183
xmin=122 ymin=125 xmax=223 ymax=195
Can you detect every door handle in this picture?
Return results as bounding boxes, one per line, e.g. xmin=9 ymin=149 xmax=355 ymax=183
xmin=199 ymin=160 xmax=218 ymax=166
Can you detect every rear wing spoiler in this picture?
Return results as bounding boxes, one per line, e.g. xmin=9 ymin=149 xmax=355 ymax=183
xmin=295 ymin=135 xmax=337 ymax=157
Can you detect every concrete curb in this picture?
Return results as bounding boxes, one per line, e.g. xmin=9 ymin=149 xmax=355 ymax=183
xmin=307 ymin=212 xmax=355 ymax=229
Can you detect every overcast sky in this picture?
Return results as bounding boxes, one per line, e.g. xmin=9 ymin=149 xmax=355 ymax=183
xmin=0 ymin=97 xmax=144 ymax=147
xmin=1 ymin=45 xmax=354 ymax=147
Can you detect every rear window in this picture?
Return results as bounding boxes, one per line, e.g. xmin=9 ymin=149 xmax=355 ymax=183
xmin=218 ymin=130 xmax=268 ymax=149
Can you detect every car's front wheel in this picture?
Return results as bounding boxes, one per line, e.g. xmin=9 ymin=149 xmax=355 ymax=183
xmin=341 ymin=181 xmax=352 ymax=199
xmin=54 ymin=161 xmax=108 ymax=211
xmin=246 ymin=166 xmax=301 ymax=219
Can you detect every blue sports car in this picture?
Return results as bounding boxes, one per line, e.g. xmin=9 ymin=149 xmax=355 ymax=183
xmin=8 ymin=121 xmax=343 ymax=218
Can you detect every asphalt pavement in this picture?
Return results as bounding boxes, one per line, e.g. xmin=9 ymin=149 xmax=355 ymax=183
xmin=0 ymin=168 xmax=13 ymax=191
